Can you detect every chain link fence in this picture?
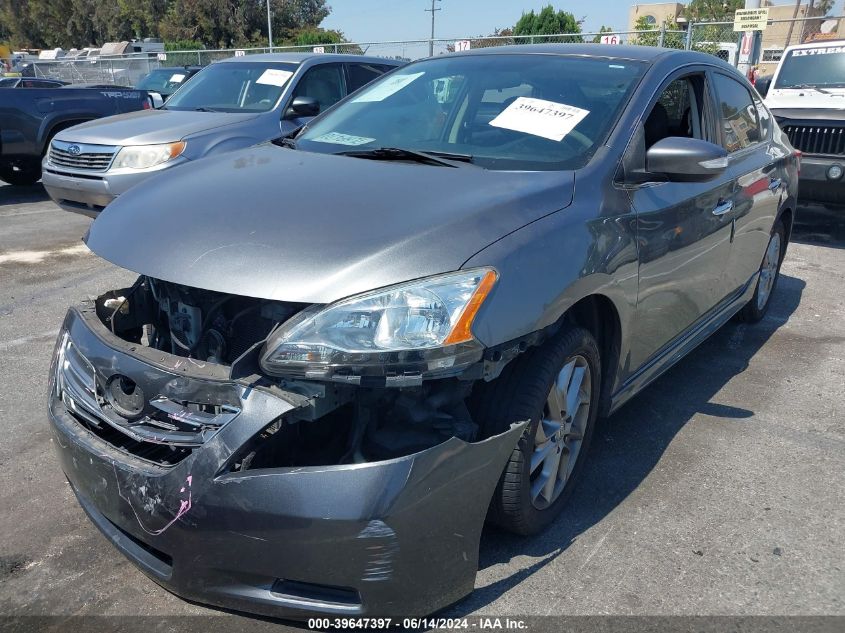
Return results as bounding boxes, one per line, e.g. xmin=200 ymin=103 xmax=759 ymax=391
xmin=22 ymin=15 xmax=845 ymax=87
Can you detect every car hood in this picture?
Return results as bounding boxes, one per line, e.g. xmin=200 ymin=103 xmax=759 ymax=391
xmin=55 ymin=109 xmax=261 ymax=145
xmin=765 ymin=89 xmax=845 ymax=112
xmin=85 ymin=144 xmax=574 ymax=304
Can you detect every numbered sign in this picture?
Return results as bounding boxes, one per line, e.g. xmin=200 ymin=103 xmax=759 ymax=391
xmin=600 ymin=34 xmax=620 ymax=45
xmin=157 ymin=52 xmax=167 ymax=61
xmin=454 ymin=40 xmax=471 ymax=52
xmin=313 ymin=46 xmax=325 ymax=54
xmin=234 ymin=50 xmax=246 ymax=57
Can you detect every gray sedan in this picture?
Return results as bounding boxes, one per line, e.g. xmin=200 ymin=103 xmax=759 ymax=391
xmin=47 ymin=45 xmax=799 ymax=618
xmin=41 ymin=53 xmax=401 ymax=216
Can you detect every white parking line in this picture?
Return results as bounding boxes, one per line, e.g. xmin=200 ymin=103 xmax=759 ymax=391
xmin=0 ymin=243 xmax=90 ymax=265
xmin=0 ymin=329 xmax=61 ymax=351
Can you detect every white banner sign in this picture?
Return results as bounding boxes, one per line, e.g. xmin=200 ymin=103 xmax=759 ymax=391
xmin=734 ymin=8 xmax=769 ymax=32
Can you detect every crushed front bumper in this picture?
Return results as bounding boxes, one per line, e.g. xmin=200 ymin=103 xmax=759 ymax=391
xmin=47 ymin=305 xmax=523 ymax=618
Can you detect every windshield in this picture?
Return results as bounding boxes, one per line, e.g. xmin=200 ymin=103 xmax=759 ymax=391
xmin=165 ymin=61 xmax=298 ymax=112
xmin=137 ymin=68 xmax=192 ymax=94
xmin=296 ymin=54 xmax=645 ymax=171
xmin=774 ymin=46 xmax=845 ymax=89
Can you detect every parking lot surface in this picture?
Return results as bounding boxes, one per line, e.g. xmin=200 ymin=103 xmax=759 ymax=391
xmin=0 ymin=183 xmax=843 ymax=622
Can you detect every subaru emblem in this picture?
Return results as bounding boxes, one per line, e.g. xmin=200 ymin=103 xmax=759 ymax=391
xmin=67 ymin=144 xmax=81 ymax=155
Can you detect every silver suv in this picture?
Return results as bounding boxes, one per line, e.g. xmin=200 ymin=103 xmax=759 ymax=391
xmin=42 ymin=53 xmax=401 ymax=217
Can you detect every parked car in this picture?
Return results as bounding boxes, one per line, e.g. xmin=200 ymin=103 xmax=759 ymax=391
xmin=764 ymin=39 xmax=845 ymax=210
xmin=0 ymin=77 xmax=67 ymax=88
xmin=0 ymin=86 xmax=152 ymax=186
xmin=135 ymin=65 xmax=203 ymax=101
xmin=42 ymin=53 xmax=402 ymax=217
xmin=48 ymin=45 xmax=798 ymax=619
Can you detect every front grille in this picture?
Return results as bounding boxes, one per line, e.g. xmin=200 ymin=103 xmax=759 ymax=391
xmin=49 ymin=142 xmax=116 ymax=171
xmin=55 ymin=333 xmax=239 ymax=466
xmin=781 ymin=124 xmax=845 ymax=156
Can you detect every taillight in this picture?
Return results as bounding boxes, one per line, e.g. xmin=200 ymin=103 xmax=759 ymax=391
xmin=143 ymin=97 xmax=152 ymax=110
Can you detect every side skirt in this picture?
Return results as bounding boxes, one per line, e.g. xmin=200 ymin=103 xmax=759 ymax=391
xmin=608 ymin=273 xmax=759 ymax=415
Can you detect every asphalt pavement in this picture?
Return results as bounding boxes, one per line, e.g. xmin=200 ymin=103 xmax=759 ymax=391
xmin=0 ymin=183 xmax=843 ymax=626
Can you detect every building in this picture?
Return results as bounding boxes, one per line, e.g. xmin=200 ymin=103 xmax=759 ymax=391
xmin=628 ymin=1 xmax=839 ymax=73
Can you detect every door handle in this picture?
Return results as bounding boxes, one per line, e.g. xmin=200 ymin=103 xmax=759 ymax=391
xmin=768 ymin=177 xmax=782 ymax=192
xmin=712 ymin=199 xmax=733 ymax=216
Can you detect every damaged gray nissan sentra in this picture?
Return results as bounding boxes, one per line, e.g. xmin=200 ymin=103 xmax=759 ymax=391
xmin=48 ymin=44 xmax=799 ymax=618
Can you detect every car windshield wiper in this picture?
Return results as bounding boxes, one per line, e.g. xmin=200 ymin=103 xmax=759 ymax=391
xmin=193 ymin=106 xmax=220 ymax=112
xmin=336 ymin=147 xmax=472 ymax=167
xmin=791 ymin=84 xmax=832 ymax=94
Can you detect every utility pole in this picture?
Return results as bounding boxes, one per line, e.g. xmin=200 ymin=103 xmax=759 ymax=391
xmin=425 ymin=0 xmax=441 ymax=57
xmin=267 ymin=0 xmax=274 ymax=51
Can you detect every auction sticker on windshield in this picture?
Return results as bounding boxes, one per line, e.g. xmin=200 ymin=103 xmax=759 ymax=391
xmin=489 ymin=97 xmax=590 ymax=142
xmin=353 ymin=72 xmax=425 ymax=102
xmin=169 ymin=73 xmax=186 ymax=82
xmin=257 ymin=69 xmax=293 ymax=87
xmin=312 ymin=132 xmax=375 ymax=146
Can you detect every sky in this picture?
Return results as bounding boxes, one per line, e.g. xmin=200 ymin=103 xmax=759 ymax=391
xmin=322 ymin=0 xmax=845 ymax=44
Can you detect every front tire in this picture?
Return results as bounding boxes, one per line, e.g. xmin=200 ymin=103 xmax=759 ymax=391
xmin=737 ymin=219 xmax=786 ymax=323
xmin=473 ymin=325 xmax=601 ymax=535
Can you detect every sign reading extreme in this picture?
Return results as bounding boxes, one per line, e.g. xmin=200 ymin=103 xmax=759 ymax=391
xmin=733 ymin=7 xmax=770 ymax=32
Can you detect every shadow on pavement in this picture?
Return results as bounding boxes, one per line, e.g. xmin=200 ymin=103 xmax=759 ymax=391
xmin=0 ymin=182 xmax=49 ymax=206
xmin=447 ymin=272 xmax=806 ymax=615
xmin=793 ymin=205 xmax=845 ymax=249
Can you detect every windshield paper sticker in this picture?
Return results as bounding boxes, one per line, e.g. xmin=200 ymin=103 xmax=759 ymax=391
xmin=169 ymin=73 xmax=186 ymax=83
xmin=489 ymin=97 xmax=590 ymax=142
xmin=256 ymin=69 xmax=293 ymax=87
xmin=312 ymin=132 xmax=375 ymax=146
xmin=353 ymin=72 xmax=425 ymax=102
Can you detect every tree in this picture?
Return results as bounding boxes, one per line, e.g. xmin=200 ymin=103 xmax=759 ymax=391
xmin=633 ymin=15 xmax=685 ymax=49
xmin=0 ymin=0 xmax=332 ymax=50
xmin=591 ymin=25 xmax=613 ymax=44
xmin=683 ymin=0 xmax=743 ymax=22
xmin=513 ymin=5 xmax=581 ymax=43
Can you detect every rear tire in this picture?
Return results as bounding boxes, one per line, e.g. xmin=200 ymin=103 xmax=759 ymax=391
xmin=0 ymin=163 xmax=41 ymax=186
xmin=737 ymin=219 xmax=786 ymax=323
xmin=473 ymin=325 xmax=601 ymax=536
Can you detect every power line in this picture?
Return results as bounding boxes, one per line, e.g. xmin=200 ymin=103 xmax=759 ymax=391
xmin=425 ymin=0 xmax=442 ymax=57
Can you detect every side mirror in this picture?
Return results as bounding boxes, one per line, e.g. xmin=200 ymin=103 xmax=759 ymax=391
xmin=284 ymin=95 xmax=320 ymax=119
xmin=646 ymin=137 xmax=728 ymax=182
xmin=755 ymin=76 xmax=771 ymax=98
xmin=147 ymin=91 xmax=164 ymax=108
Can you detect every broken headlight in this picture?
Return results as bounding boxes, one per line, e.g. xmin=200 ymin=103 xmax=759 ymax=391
xmin=259 ymin=269 xmax=497 ymax=382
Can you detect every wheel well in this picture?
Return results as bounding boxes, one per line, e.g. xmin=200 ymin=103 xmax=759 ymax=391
xmin=564 ymin=294 xmax=622 ymax=417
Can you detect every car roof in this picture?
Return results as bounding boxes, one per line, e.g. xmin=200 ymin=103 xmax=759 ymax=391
xmin=448 ymin=43 xmax=729 ymax=66
xmin=783 ymin=39 xmax=845 ymax=52
xmin=220 ymin=52 xmax=402 ymax=65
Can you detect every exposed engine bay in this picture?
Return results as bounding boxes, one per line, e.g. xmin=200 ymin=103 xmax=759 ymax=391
xmin=91 ymin=276 xmax=483 ymax=467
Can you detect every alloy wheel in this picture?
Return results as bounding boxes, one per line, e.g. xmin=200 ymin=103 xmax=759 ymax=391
xmin=529 ymin=354 xmax=592 ymax=510
xmin=757 ymin=232 xmax=782 ymax=311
